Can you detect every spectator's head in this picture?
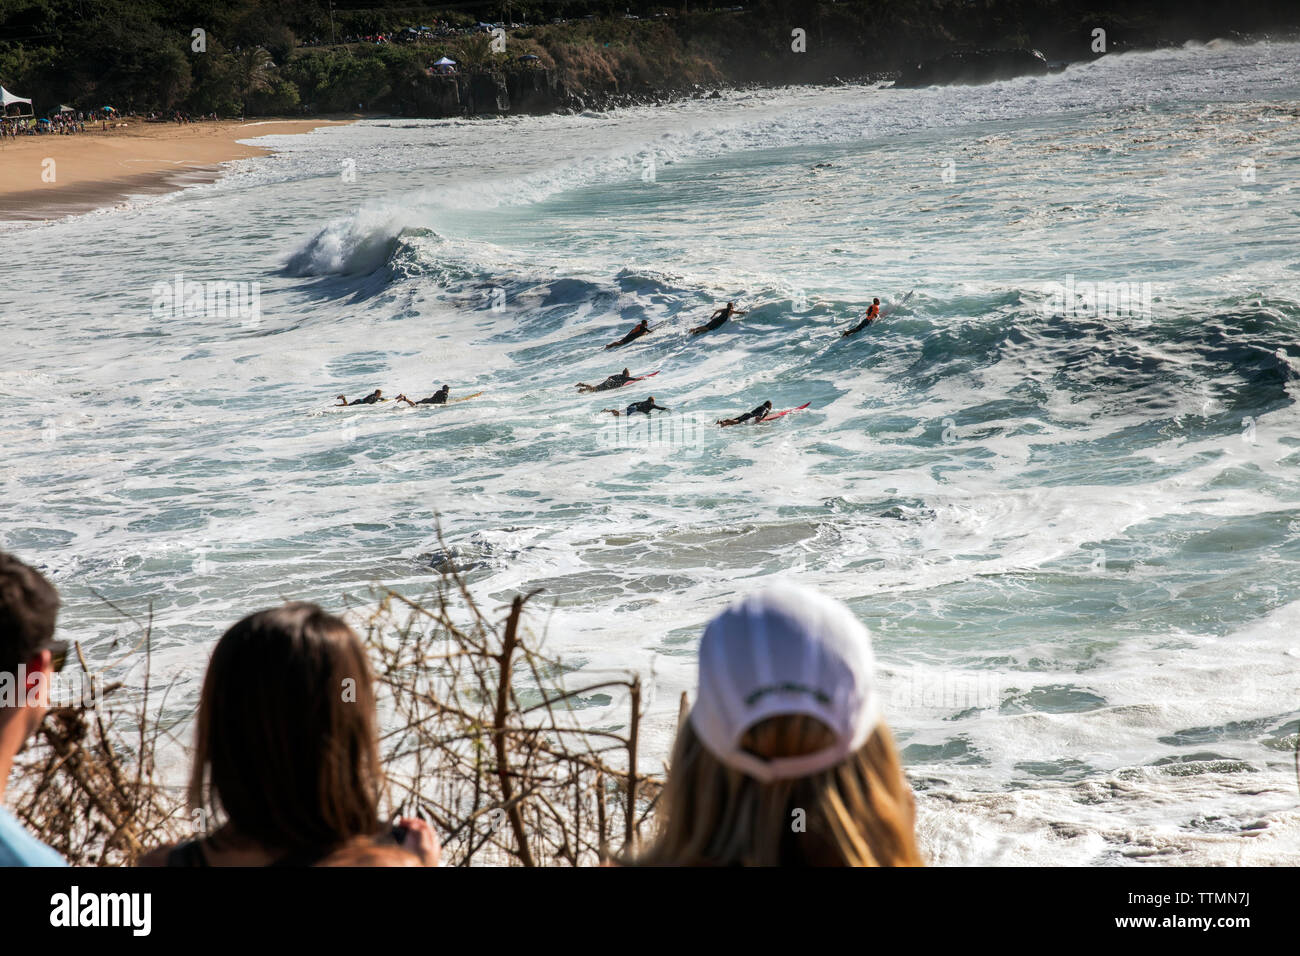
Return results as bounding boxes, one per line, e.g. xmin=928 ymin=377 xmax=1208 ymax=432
xmin=188 ymin=602 xmax=382 ymax=858
xmin=638 ymin=585 xmax=921 ymax=867
xmin=0 ymin=553 xmax=63 ymax=750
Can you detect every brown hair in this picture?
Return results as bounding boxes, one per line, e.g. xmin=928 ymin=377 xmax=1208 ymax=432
xmin=0 ymin=552 xmax=59 ymax=675
xmin=316 ymin=841 xmax=421 ymax=867
xmin=188 ymin=602 xmax=383 ymax=857
xmin=633 ymin=714 xmax=923 ymax=867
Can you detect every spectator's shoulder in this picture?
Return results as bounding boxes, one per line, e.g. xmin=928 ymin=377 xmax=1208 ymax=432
xmin=0 ymin=808 xmax=67 ymax=867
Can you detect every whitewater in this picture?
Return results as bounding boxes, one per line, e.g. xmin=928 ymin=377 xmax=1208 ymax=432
xmin=3 ymin=39 xmax=1300 ymax=865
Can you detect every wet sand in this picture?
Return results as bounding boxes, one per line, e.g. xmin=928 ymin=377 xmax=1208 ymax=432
xmin=0 ymin=118 xmax=353 ymax=222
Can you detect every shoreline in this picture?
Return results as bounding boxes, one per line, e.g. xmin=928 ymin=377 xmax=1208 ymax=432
xmin=0 ymin=118 xmax=355 ymax=223
xmin=2 ymin=28 xmax=1289 ymax=225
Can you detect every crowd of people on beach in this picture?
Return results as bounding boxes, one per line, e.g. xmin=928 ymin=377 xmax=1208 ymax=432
xmin=0 ymin=109 xmax=227 ymax=141
xmin=0 ymin=550 xmax=922 ymax=867
xmin=0 ymin=112 xmax=87 ymax=138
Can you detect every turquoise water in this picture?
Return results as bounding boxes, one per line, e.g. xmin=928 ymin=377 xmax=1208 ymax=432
xmin=3 ymin=39 xmax=1300 ymax=863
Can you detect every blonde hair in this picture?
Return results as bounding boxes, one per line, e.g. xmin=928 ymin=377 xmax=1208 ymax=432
xmin=632 ymin=714 xmax=923 ymax=867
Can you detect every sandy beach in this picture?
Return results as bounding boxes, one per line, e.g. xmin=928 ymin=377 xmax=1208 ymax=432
xmin=0 ymin=118 xmax=353 ymax=222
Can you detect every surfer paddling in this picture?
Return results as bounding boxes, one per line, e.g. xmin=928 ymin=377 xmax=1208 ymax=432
xmin=396 ymin=385 xmax=451 ymax=406
xmin=717 ymin=400 xmax=773 ymax=427
xmin=576 ymin=369 xmax=633 ymax=393
xmin=336 ymin=389 xmax=384 ymax=406
xmin=841 ymin=298 xmax=880 ymax=337
xmin=605 ymin=319 xmax=651 ymax=350
xmin=690 ymin=301 xmax=747 ymax=336
xmin=602 ymin=396 xmax=668 ymax=418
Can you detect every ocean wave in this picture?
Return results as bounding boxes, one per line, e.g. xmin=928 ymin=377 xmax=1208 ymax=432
xmin=285 ymin=206 xmax=431 ymax=276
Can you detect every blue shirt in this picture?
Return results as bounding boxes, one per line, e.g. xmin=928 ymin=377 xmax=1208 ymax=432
xmin=0 ymin=806 xmax=66 ymax=867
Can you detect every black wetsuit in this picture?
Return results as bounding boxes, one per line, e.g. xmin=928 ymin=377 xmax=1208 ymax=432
xmin=692 ymin=309 xmax=736 ymax=335
xmin=349 ymin=391 xmax=383 ymax=406
xmin=721 ymin=403 xmax=771 ymax=426
xmin=607 ymin=323 xmax=650 ymax=349
xmin=622 ymin=398 xmax=666 ymax=417
xmin=594 ymin=373 xmax=632 ymax=391
xmin=842 ymin=306 xmax=880 ymax=337
xmin=414 ymin=387 xmax=450 ymax=405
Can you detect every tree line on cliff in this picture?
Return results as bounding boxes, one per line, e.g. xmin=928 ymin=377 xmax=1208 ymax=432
xmin=1 ymin=0 xmax=1297 ymax=116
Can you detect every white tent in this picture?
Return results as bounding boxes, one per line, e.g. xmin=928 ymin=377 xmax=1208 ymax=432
xmin=433 ymin=56 xmax=456 ymax=66
xmin=1 ymin=85 xmax=34 ymax=117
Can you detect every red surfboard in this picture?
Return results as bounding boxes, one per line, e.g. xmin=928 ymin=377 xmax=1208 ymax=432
xmin=625 ymin=371 xmax=659 ymax=384
xmin=759 ymin=402 xmax=811 ymax=422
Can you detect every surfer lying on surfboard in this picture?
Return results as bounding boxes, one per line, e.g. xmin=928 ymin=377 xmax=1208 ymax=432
xmin=841 ymin=290 xmax=914 ymax=337
xmin=396 ymin=385 xmax=450 ymax=406
xmin=605 ymin=319 xmax=651 ymax=349
xmin=577 ymin=369 xmax=631 ymax=393
xmin=718 ymin=400 xmax=811 ymax=425
xmin=841 ymin=299 xmax=880 ymax=337
xmin=690 ymin=301 xmax=747 ymax=336
xmin=576 ymin=369 xmax=659 ymax=393
xmin=336 ymin=389 xmax=384 ymax=406
xmin=602 ymin=396 xmax=668 ymax=418
xmin=717 ymin=400 xmax=773 ymax=427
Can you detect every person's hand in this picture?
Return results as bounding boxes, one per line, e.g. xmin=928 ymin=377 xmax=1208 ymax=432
xmin=397 ymin=817 xmax=440 ymax=867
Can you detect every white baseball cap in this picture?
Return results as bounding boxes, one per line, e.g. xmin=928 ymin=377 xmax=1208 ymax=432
xmin=689 ymin=584 xmax=880 ymax=783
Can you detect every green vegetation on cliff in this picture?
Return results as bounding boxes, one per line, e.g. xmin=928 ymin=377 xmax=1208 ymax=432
xmin=2 ymin=1 xmax=1297 ymax=116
